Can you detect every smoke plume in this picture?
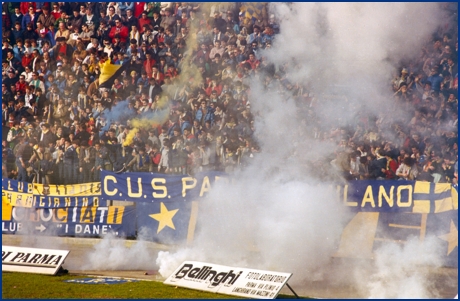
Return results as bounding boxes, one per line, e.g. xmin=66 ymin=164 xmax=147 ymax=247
xmin=154 ymin=2 xmax=449 ymax=298
xmin=80 ymin=2 xmax=452 ymax=298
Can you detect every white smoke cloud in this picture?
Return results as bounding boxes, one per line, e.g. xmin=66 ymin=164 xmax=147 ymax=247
xmin=155 ymin=2 xmax=450 ymax=299
xmin=358 ymin=236 xmax=445 ymax=298
xmin=77 ymin=2 xmax=453 ymax=298
xmin=155 ymin=177 xmax=347 ymax=285
xmin=80 ymin=231 xmax=159 ymax=271
xmin=266 ymin=2 xmax=445 ymax=126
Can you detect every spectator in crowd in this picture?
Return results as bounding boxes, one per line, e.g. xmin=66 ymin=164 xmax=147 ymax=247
xmin=0 ymin=2 xmax=457 ymax=188
xmin=14 ymin=135 xmax=33 ymax=182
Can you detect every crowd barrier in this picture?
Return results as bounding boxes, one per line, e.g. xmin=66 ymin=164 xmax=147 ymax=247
xmin=2 ymin=173 xmax=457 ymax=267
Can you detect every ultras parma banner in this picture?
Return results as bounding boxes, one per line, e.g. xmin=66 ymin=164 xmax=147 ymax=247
xmin=2 ymin=176 xmax=458 ymax=267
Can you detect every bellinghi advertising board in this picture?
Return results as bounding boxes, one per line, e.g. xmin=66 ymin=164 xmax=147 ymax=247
xmin=164 ymin=261 xmax=292 ymax=299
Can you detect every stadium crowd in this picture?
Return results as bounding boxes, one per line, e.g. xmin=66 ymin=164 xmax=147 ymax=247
xmin=1 ymin=2 xmax=458 ymax=186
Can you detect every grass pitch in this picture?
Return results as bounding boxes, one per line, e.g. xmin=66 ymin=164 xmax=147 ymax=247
xmin=2 ymin=272 xmax=304 ymax=299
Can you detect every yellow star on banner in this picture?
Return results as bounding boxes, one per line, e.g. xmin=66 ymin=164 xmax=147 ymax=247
xmin=438 ymin=220 xmax=458 ymax=255
xmin=149 ymin=203 xmax=179 ymax=234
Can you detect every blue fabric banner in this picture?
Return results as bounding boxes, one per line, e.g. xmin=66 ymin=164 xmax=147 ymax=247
xmin=136 ymin=201 xmax=194 ymax=244
xmin=100 ymin=170 xmax=227 ymax=203
xmin=2 ymin=175 xmax=457 ymax=267
xmin=2 ymin=205 xmax=136 ymax=238
xmin=338 ymin=180 xmax=456 ymax=213
xmin=2 ymin=178 xmax=102 ymax=208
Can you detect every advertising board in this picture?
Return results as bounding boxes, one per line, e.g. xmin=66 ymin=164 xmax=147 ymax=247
xmin=164 ymin=261 xmax=292 ymax=299
xmin=2 ymin=245 xmax=70 ymax=275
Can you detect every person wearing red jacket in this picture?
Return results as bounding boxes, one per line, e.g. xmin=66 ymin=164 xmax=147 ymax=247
xmin=149 ymin=144 xmax=161 ymax=171
xmin=21 ymin=50 xmax=33 ymax=68
xmin=151 ymin=66 xmax=164 ymax=85
xmin=143 ymin=52 xmax=156 ymax=79
xmin=15 ymin=75 xmax=28 ymax=94
xmin=243 ymin=52 xmax=260 ymax=70
xmin=134 ymin=2 xmax=145 ymax=18
xmin=108 ymin=18 xmax=129 ymax=44
xmin=382 ymin=151 xmax=399 ymax=179
xmin=50 ymin=3 xmax=62 ymax=20
xmin=20 ymin=2 xmax=36 ymax=15
xmin=138 ymin=12 xmax=151 ymax=34
xmin=165 ymin=66 xmax=178 ymax=80
xmin=205 ymin=80 xmax=222 ymax=96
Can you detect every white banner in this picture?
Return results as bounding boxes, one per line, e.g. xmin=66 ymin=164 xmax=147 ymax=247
xmin=164 ymin=261 xmax=292 ymax=299
xmin=2 ymin=245 xmax=70 ymax=275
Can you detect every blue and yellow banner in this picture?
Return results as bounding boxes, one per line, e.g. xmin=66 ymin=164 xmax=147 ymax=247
xmin=338 ymin=180 xmax=457 ymax=213
xmin=2 ymin=176 xmax=457 ymax=266
xmin=136 ymin=201 xmax=197 ymax=244
xmin=240 ymin=3 xmax=266 ymax=21
xmin=2 ymin=200 xmax=136 ymax=237
xmin=100 ymin=170 xmax=227 ymax=203
xmin=334 ymin=181 xmax=457 ymax=267
xmin=2 ymin=179 xmax=101 ymax=208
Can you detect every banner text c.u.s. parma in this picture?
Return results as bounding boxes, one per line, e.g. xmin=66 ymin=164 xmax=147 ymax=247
xmin=2 ymin=173 xmax=458 ymax=267
xmin=100 ymin=170 xmax=225 ymax=202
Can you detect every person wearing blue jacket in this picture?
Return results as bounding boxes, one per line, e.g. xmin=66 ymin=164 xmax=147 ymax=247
xmin=117 ymin=2 xmax=134 ymax=17
xmin=22 ymin=8 xmax=38 ymax=31
xmin=195 ymin=100 xmax=215 ymax=127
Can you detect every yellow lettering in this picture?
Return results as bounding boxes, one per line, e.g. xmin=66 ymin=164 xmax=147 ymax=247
xmin=27 ymin=183 xmax=33 ymax=193
xmin=2 ymin=202 xmax=13 ymax=221
xmin=107 ymin=206 xmax=125 ymax=224
xmin=127 ymin=177 xmax=142 ymax=198
xmin=80 ymin=206 xmax=96 ymax=223
xmin=82 ymin=198 xmax=89 ymax=207
xmin=65 ymin=197 xmax=71 ymax=207
xmin=378 ymin=186 xmax=394 ymax=207
xmin=152 ymin=178 xmax=167 ymax=198
xmin=53 ymin=208 xmax=68 ymax=222
xmin=54 ymin=198 xmax=60 ymax=207
xmin=397 ymin=185 xmax=413 ymax=207
xmin=361 ymin=185 xmax=375 ymax=208
xmin=199 ymin=176 xmax=211 ymax=197
xmin=18 ymin=182 xmax=23 ymax=192
xmin=33 ymin=184 xmax=39 ymax=194
xmin=182 ymin=177 xmax=197 ymax=197
xmin=104 ymin=176 xmax=118 ymax=196
xmin=93 ymin=197 xmax=99 ymax=207
xmin=8 ymin=180 xmax=12 ymax=190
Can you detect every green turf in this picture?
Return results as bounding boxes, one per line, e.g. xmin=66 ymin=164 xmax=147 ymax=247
xmin=2 ymin=272 xmax=306 ymax=299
